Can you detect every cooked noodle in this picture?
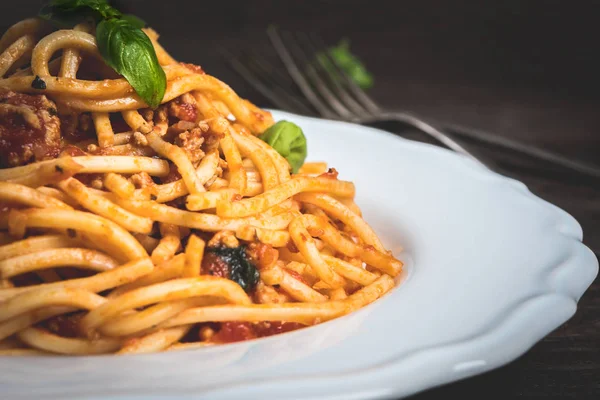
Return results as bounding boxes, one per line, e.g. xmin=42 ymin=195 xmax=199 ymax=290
xmin=0 ymin=16 xmax=402 ymax=355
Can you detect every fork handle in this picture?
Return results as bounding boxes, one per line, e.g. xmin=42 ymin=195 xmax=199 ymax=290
xmin=357 ymin=111 xmax=488 ymax=168
xmin=440 ymin=121 xmax=600 ymax=178
xmin=361 ymin=111 xmax=600 ymax=178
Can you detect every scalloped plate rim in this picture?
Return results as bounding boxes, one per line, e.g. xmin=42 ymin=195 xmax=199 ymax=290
xmin=1 ymin=110 xmax=597 ymax=400
xmin=188 ymin=110 xmax=599 ymax=400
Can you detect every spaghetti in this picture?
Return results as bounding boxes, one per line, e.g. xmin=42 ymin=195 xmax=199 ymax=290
xmin=0 ymin=14 xmax=402 ymax=355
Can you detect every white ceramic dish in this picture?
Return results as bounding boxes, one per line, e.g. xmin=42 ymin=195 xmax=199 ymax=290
xmin=0 ymin=110 xmax=597 ymax=400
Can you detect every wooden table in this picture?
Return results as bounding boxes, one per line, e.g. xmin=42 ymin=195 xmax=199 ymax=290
xmin=4 ymin=0 xmax=599 ymax=398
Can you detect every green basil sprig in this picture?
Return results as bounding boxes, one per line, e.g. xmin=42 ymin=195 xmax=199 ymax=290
xmin=317 ymin=39 xmax=374 ymax=90
xmin=259 ymin=120 xmax=307 ymax=174
xmin=39 ymin=0 xmax=119 ymax=24
xmin=39 ymin=0 xmax=166 ymax=108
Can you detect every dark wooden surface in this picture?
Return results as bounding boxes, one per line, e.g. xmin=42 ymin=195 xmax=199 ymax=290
xmin=3 ymin=1 xmax=599 ymax=398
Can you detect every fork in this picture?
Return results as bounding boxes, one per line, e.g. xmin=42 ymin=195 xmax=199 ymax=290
xmin=222 ymin=28 xmax=600 ymax=178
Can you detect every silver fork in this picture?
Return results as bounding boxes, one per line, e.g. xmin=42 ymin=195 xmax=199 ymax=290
xmin=223 ymin=28 xmax=600 ymax=178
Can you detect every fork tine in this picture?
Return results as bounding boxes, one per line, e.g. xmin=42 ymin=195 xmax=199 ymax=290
xmin=308 ymin=33 xmax=485 ymax=164
xmin=240 ymin=45 xmax=300 ymax=94
xmin=289 ymin=32 xmax=355 ymax=119
xmin=241 ymin=49 xmax=316 ymax=115
xmin=243 ymin=53 xmax=311 ymax=109
xmin=251 ymin=32 xmax=599 ymax=178
xmin=219 ymin=47 xmax=288 ymax=106
xmin=219 ymin=46 xmax=314 ymax=116
xmin=267 ymin=27 xmax=338 ymax=120
xmin=310 ymin=33 xmax=382 ymax=114
xmin=301 ymin=34 xmax=370 ymax=117
xmin=264 ymin=30 xmax=485 ymax=166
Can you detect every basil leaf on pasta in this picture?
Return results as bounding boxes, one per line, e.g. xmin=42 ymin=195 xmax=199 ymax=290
xmin=96 ymin=18 xmax=166 ymax=108
xmin=206 ymin=246 xmax=260 ymax=292
xmin=39 ymin=0 xmax=121 ymax=26
xmin=259 ymin=121 xmax=307 ymax=174
xmin=40 ymin=1 xmax=162 ymax=107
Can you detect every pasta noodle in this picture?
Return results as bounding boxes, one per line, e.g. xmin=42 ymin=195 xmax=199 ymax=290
xmin=0 ymin=13 xmax=403 ymax=355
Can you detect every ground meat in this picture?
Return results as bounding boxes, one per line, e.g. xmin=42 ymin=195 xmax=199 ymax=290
xmin=175 ymin=127 xmax=205 ymax=164
xmin=254 ymin=281 xmax=288 ymax=304
xmin=169 ymin=95 xmax=198 ymax=122
xmin=161 ymin=163 xmax=182 ymax=184
xmin=60 ymin=112 xmax=95 ymax=142
xmin=140 ymin=108 xmax=154 ymax=122
xmin=246 ymin=242 xmax=279 ymax=270
xmin=153 ymin=105 xmax=169 ymax=125
xmin=202 ymin=127 xmax=222 ymax=154
xmin=129 ymin=172 xmax=155 ymax=188
xmin=168 ymin=121 xmax=197 ymax=136
xmin=201 ymin=251 xmax=230 ymax=278
xmin=0 ymin=91 xmax=61 ymax=167
xmin=132 ymin=131 xmax=148 ymax=146
xmin=44 ymin=313 xmax=84 ymax=338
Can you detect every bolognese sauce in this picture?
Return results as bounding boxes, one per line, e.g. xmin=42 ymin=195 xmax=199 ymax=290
xmin=0 ymin=91 xmax=61 ymax=167
xmin=210 ymin=321 xmax=304 ymax=344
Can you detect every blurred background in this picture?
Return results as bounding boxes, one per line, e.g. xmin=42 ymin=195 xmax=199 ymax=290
xmin=2 ymin=1 xmax=599 ymax=399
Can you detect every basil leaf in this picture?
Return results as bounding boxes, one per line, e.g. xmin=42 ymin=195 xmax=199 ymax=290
xmin=39 ymin=0 xmax=120 ymax=26
xmin=317 ymin=39 xmax=374 ymax=90
xmin=39 ymin=2 xmax=96 ymax=27
xmin=259 ymin=120 xmax=307 ymax=174
xmin=42 ymin=0 xmax=110 ymax=12
xmin=96 ymin=19 xmax=166 ymax=108
xmin=207 ymin=246 xmax=259 ymax=292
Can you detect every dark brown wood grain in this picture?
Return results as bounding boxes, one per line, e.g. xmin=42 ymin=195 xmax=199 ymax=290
xmin=2 ymin=1 xmax=599 ymax=398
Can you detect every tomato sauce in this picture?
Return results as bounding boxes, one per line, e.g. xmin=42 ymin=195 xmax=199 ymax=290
xmin=210 ymin=321 xmax=304 ymax=344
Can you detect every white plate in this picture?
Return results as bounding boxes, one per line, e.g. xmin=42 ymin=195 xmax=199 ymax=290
xmin=1 ymin=110 xmax=597 ymax=400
